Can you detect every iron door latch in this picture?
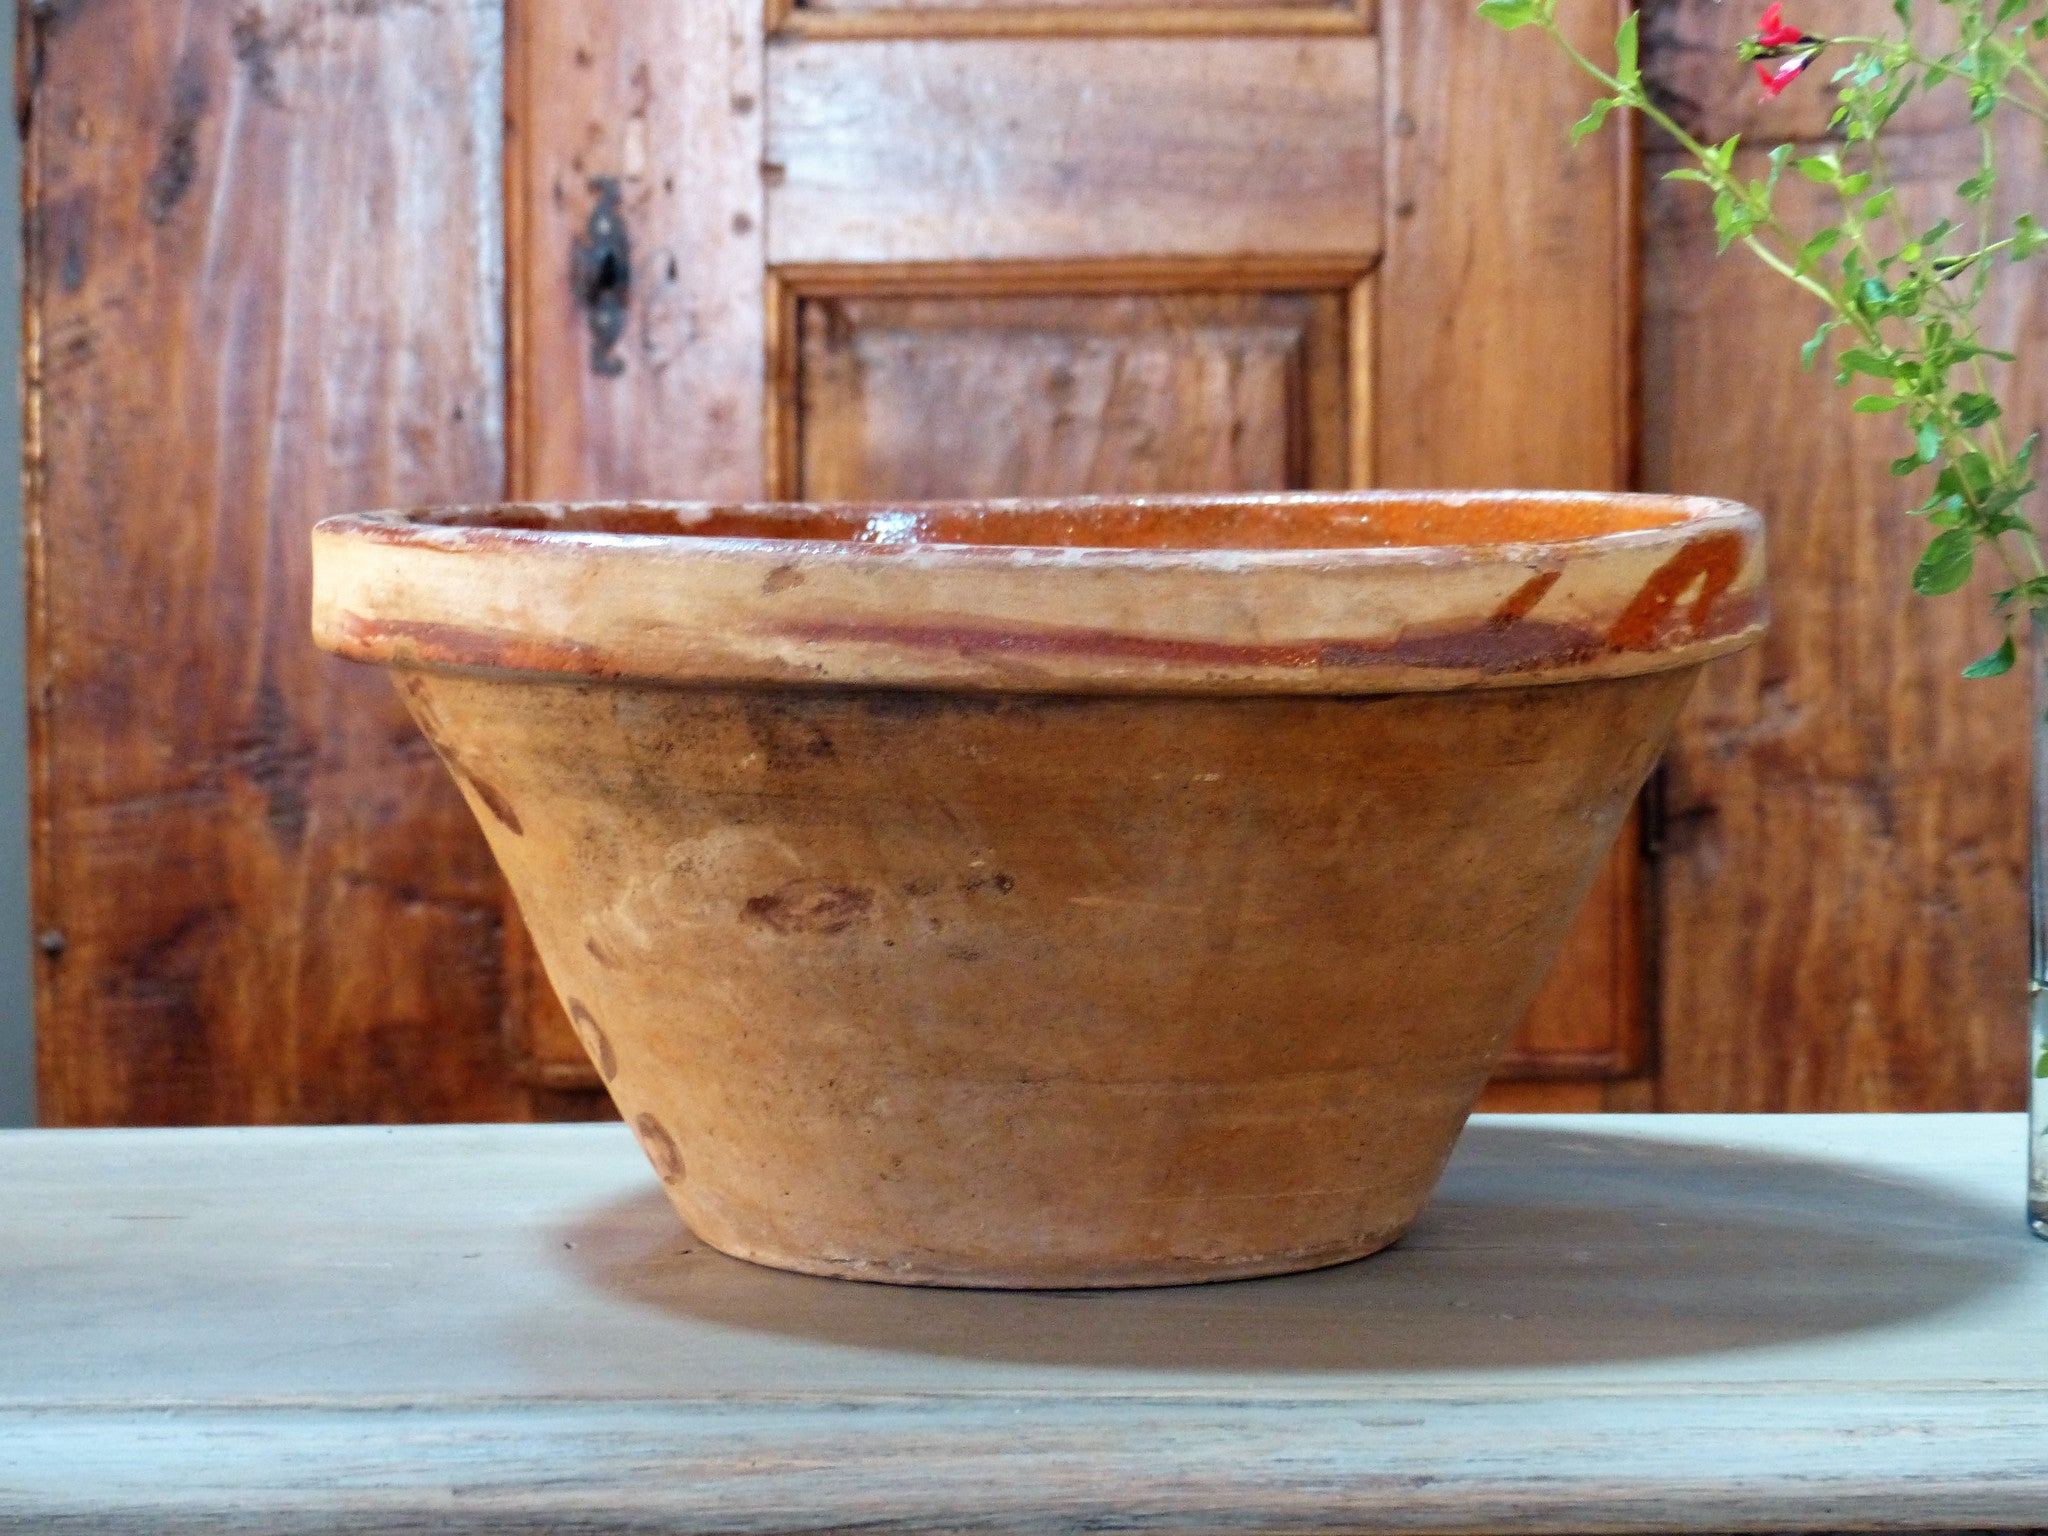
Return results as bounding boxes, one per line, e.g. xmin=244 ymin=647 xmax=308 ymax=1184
xmin=573 ymin=177 xmax=632 ymax=377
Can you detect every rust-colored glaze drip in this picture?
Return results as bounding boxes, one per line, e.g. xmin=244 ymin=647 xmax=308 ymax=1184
xmin=333 ymin=612 xmax=621 ymax=680
xmin=1489 ymin=569 xmax=1563 ymax=629
xmin=1606 ymin=531 xmax=1746 ymax=652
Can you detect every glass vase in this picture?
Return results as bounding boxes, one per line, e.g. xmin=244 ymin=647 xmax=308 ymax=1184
xmin=2031 ymin=614 xmax=2048 ymax=1237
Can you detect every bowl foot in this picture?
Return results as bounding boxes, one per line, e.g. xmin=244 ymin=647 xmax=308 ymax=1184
xmin=690 ymin=1223 xmax=1415 ymax=1290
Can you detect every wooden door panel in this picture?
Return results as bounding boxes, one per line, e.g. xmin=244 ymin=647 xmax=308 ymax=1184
xmin=509 ymin=2 xmax=766 ymax=505
xmin=794 ymin=0 xmax=1358 ymax=15
xmin=789 ymin=286 xmax=1354 ymax=500
xmin=1378 ymin=0 xmax=1634 ymax=492
xmin=27 ymin=0 xmax=517 ymax=1124
xmin=765 ymin=37 xmax=1381 ymax=264
xmin=770 ymin=1 xmax=1374 ymax=40
xmin=1641 ymin=0 xmax=2031 ymax=1112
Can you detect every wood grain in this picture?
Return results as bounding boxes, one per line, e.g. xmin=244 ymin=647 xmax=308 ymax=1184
xmin=3 ymin=1116 xmax=2043 ymax=1530
xmin=1642 ymin=0 xmax=2033 ymax=1111
xmin=1382 ymin=0 xmax=1649 ymax=1099
xmin=793 ymin=289 xmax=1352 ymax=501
xmin=791 ymin=0 xmax=1356 ymax=13
xmin=508 ymin=0 xmax=766 ymax=507
xmin=25 ymin=0 xmax=516 ymax=1124
xmin=768 ymin=0 xmax=1374 ymax=39
xmin=1380 ymin=0 xmax=1635 ymax=491
xmin=764 ymin=37 xmax=1382 ymax=265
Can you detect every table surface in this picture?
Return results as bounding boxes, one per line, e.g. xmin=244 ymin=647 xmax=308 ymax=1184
xmin=2 ymin=1114 xmax=2044 ymax=1535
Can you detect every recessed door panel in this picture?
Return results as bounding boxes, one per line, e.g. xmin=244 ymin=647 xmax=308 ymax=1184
xmin=791 ymin=287 xmax=1354 ymax=501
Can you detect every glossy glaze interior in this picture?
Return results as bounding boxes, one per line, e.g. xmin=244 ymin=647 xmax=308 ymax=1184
xmin=416 ymin=493 xmax=1703 ymax=553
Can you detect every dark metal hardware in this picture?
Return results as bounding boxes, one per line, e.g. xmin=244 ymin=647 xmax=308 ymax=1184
xmin=573 ymin=177 xmax=632 ymax=378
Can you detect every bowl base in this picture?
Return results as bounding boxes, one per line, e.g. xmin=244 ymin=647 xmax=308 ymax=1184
xmin=690 ymin=1222 xmax=1415 ymax=1290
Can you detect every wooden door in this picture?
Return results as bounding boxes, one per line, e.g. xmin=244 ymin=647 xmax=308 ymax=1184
xmin=26 ymin=0 xmax=1640 ymax=1125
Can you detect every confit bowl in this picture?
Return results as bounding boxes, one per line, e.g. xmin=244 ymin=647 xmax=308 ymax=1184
xmin=312 ymin=491 xmax=1765 ymax=1287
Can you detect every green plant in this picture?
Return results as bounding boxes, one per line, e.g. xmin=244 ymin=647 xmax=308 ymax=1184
xmin=1479 ymin=0 xmax=2048 ymax=677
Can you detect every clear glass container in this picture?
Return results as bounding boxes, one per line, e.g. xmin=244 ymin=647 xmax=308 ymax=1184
xmin=2030 ymin=615 xmax=2048 ymax=1237
xmin=2031 ymin=986 xmax=2046 ymax=1238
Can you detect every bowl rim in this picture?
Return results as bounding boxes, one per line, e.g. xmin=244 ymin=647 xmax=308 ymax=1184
xmin=311 ymin=490 xmax=1769 ymax=696
xmin=315 ymin=489 xmax=1758 ymax=571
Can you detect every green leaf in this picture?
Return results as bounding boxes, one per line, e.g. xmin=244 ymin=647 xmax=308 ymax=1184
xmin=1955 ymin=392 xmax=2004 ymax=428
xmin=1960 ymin=169 xmax=1997 ymax=203
xmin=1765 ymin=141 xmax=1794 ymax=194
xmin=1918 ymin=422 xmax=1943 ymax=463
xmin=1994 ymin=575 xmax=2048 ymax=610
xmin=1802 ymin=321 xmax=1843 ymax=370
xmin=1712 ymin=190 xmax=1748 ymax=252
xmin=1614 ymin=11 xmax=1639 ymax=83
xmin=1913 ymin=528 xmax=1979 ymax=596
xmin=1947 ymin=341 xmax=2017 ymax=363
xmin=1963 ymin=633 xmax=2018 ymax=678
xmin=1798 ymin=227 xmax=1844 ymax=274
xmin=1853 ymin=395 xmax=1904 ymax=412
xmin=1836 ymin=348 xmax=1897 ymax=381
xmin=1663 ymin=168 xmax=1715 ymax=185
xmin=1937 ymin=452 xmax=1998 ymax=504
xmin=1571 ymin=96 xmax=1617 ymax=146
xmin=1855 ymin=277 xmax=1897 ymax=316
xmin=2014 ymin=213 xmax=2048 ymax=259
xmin=1795 ymin=155 xmax=1841 ymax=185
xmin=1476 ymin=0 xmax=1545 ymax=28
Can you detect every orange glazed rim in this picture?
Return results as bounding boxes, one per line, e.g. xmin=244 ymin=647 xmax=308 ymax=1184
xmin=311 ymin=490 xmax=1769 ymax=695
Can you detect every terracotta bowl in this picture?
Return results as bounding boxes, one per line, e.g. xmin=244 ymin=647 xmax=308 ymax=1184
xmin=312 ymin=491 xmax=1766 ymax=1288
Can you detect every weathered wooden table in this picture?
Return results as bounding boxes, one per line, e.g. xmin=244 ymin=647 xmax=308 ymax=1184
xmin=2 ymin=1115 xmax=2043 ymax=1534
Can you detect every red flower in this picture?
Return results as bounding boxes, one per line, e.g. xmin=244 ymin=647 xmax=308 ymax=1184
xmin=1748 ymin=4 xmax=1823 ymax=98
xmin=1755 ymin=3 xmax=1806 ymax=49
xmin=1755 ymin=55 xmax=1816 ymax=97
